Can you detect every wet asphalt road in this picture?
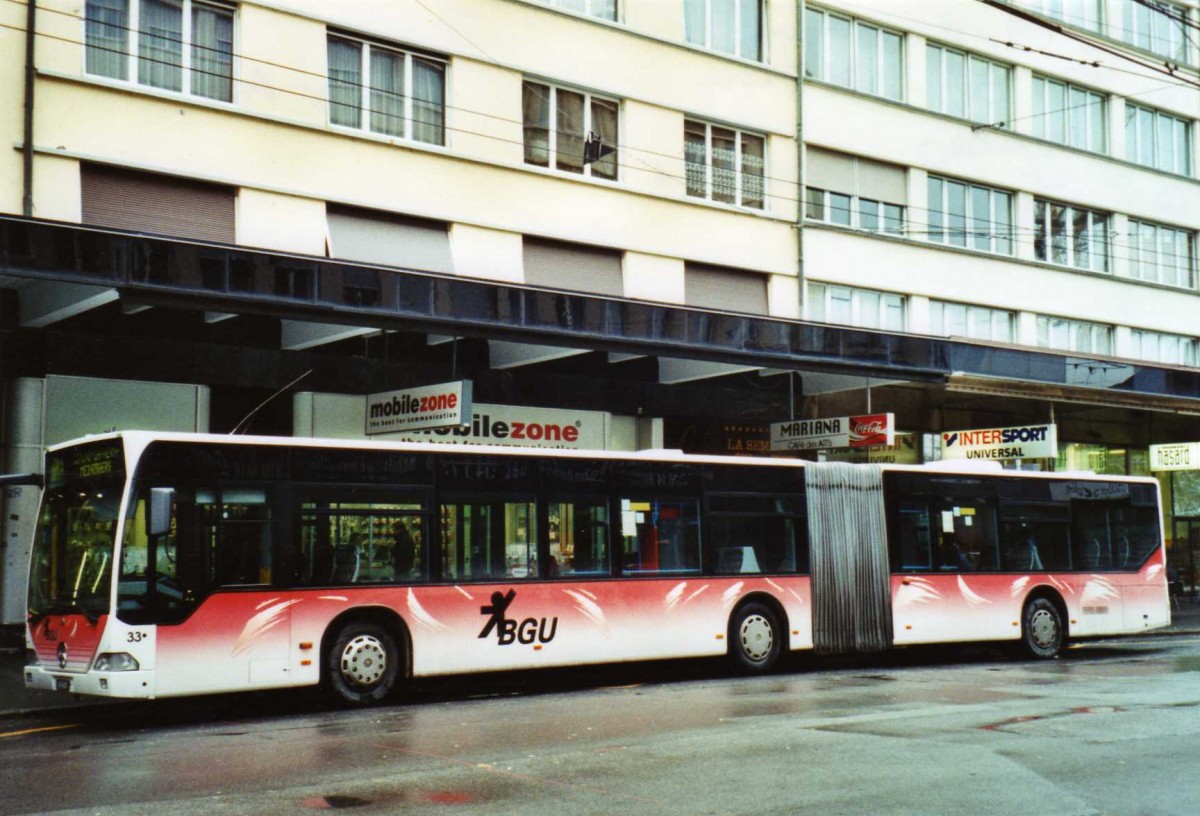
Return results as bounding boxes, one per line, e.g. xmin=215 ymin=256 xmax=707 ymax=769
xmin=3 ymin=638 xmax=1200 ymax=815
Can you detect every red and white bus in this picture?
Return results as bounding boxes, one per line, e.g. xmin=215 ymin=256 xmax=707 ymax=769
xmin=25 ymin=431 xmax=1169 ymax=704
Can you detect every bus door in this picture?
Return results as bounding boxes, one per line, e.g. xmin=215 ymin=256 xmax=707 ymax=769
xmin=144 ymin=485 xmax=296 ymax=694
xmin=889 ymin=480 xmax=1013 ymax=645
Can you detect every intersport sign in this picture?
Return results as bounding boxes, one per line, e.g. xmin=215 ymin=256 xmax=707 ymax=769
xmin=941 ymin=423 xmax=1058 ymax=461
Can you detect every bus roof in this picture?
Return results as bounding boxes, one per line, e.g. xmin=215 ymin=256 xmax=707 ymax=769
xmin=46 ymin=430 xmax=1161 ymax=485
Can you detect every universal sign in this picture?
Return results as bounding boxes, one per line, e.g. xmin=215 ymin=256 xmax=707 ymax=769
xmin=770 ymin=413 xmax=895 ymax=452
xmin=1149 ymin=442 xmax=1200 ymax=472
xmin=941 ymin=423 xmax=1058 ymax=461
xmin=365 ymin=380 xmax=472 ymax=435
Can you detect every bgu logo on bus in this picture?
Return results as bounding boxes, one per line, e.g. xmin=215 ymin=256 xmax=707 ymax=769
xmin=479 ymin=589 xmax=558 ymax=646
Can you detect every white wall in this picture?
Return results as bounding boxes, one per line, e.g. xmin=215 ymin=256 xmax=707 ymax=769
xmin=0 ymin=376 xmax=210 ymax=625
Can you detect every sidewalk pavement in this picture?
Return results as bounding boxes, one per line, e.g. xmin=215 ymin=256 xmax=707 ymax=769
xmin=4 ymin=603 xmax=1200 ymax=719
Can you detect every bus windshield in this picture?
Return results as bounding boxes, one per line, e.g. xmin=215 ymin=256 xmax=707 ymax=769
xmin=27 ymin=440 xmax=126 ymax=622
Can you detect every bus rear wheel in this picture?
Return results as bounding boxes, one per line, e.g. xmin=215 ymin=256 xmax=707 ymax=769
xmin=729 ymin=602 xmax=782 ymax=673
xmin=1021 ymin=597 xmax=1065 ymax=659
xmin=327 ymin=622 xmax=399 ymax=705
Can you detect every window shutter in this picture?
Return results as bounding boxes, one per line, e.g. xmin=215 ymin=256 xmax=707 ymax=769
xmin=326 ymin=205 xmax=453 ymax=273
xmin=855 ymin=157 xmax=907 ymax=204
xmin=81 ymin=164 xmax=235 ymax=244
xmin=806 ymin=147 xmax=856 ymax=194
xmin=685 ymin=263 xmax=768 ymax=314
xmin=806 ymin=147 xmax=907 ymax=204
xmin=522 ymin=238 xmax=623 ymax=297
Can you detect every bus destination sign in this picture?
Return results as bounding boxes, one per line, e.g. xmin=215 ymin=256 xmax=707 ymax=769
xmin=769 ymin=413 xmax=895 ymax=452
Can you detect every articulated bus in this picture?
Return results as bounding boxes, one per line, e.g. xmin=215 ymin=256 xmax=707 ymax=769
xmin=25 ymin=432 xmax=1169 ymax=704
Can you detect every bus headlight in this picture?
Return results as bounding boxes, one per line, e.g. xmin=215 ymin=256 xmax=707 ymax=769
xmin=92 ymin=653 xmax=140 ymax=672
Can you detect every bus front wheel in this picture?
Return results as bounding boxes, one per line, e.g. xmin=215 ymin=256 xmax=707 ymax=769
xmin=728 ymin=602 xmax=782 ymax=673
xmin=327 ymin=622 xmax=399 ymax=705
xmin=1021 ymin=597 xmax=1065 ymax=659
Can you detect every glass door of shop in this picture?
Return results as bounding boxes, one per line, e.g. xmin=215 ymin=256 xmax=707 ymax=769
xmin=1171 ymin=519 xmax=1200 ymax=600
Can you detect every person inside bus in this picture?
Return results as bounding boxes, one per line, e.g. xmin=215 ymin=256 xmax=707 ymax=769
xmin=937 ymin=535 xmax=971 ymax=570
xmin=391 ymin=520 xmax=418 ymax=581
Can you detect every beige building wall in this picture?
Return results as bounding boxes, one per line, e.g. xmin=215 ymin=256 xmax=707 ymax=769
xmin=13 ymin=0 xmax=801 ymax=315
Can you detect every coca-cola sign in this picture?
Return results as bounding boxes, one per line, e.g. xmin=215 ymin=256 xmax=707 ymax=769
xmin=770 ymin=413 xmax=895 ymax=452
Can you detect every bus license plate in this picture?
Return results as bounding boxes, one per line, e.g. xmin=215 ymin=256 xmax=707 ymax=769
xmin=55 ymin=677 xmax=70 ymax=692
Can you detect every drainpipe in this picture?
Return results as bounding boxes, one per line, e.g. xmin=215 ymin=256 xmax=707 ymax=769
xmin=795 ymin=0 xmax=806 ymax=317
xmin=22 ymin=0 xmax=36 ymax=217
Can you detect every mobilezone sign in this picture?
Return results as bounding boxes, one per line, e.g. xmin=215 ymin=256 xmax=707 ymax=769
xmin=941 ymin=423 xmax=1058 ymax=461
xmin=366 ymin=380 xmax=472 ymax=434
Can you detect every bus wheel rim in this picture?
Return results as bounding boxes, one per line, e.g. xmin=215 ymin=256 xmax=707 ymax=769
xmin=1030 ymin=608 xmax=1058 ymax=648
xmin=740 ymin=614 xmax=774 ymax=662
xmin=340 ymin=634 xmax=388 ymax=688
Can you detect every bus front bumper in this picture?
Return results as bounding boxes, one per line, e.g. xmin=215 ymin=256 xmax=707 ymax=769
xmin=24 ymin=664 xmax=155 ymax=698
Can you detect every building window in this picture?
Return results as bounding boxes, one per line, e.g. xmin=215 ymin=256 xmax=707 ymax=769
xmin=929 ymin=301 xmax=1015 ymax=343
xmin=327 ymin=35 xmax=446 ymax=146
xmin=84 ymin=0 xmax=234 ymax=102
xmin=927 ymin=177 xmax=1013 ymax=255
xmin=808 ymin=283 xmax=905 ymax=331
xmin=1031 ymin=76 xmax=1106 ymax=152
xmin=1125 ymin=104 xmax=1191 ymax=175
xmin=1128 ymin=219 xmax=1196 ymax=289
xmin=538 ymin=0 xmax=617 ymax=21
xmin=523 ymin=81 xmax=618 ymax=180
xmin=1033 ymin=199 xmax=1110 ymax=272
xmin=1123 ymin=0 xmax=1191 ymax=64
xmin=806 ymin=188 xmax=903 ymax=234
xmin=1037 ymin=315 xmax=1113 ymax=354
xmin=684 ymin=0 xmax=763 ymax=62
xmin=1019 ymin=0 xmax=1102 ymax=32
xmin=1130 ymin=329 xmax=1198 ymax=366
xmin=804 ymin=8 xmax=903 ymax=101
xmin=685 ymin=120 xmax=764 ymax=209
xmin=926 ymin=44 xmax=1010 ymax=126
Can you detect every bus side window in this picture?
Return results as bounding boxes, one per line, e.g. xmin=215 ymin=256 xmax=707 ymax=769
xmin=619 ymin=497 xmax=699 ymax=575
xmin=547 ymin=497 xmax=609 ymax=578
xmin=705 ymin=494 xmax=804 ymax=575
xmin=440 ymin=498 xmax=538 ymax=581
xmin=894 ymin=502 xmax=933 ymax=571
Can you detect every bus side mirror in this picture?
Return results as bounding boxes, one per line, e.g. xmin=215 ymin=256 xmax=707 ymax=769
xmin=148 ymin=488 xmax=175 ymax=537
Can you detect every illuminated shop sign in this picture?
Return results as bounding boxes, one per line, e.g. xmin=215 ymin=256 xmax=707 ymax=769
xmin=365 ymin=380 xmax=473 ymax=435
xmin=1150 ymin=442 xmax=1200 ymax=472
xmin=941 ymin=423 xmax=1058 ymax=461
xmin=770 ymin=413 xmax=895 ymax=452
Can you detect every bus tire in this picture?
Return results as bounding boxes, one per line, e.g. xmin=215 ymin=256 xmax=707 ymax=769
xmin=1021 ymin=597 xmax=1065 ymax=659
xmin=327 ymin=622 xmax=399 ymax=705
xmin=728 ymin=602 xmax=782 ymax=673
